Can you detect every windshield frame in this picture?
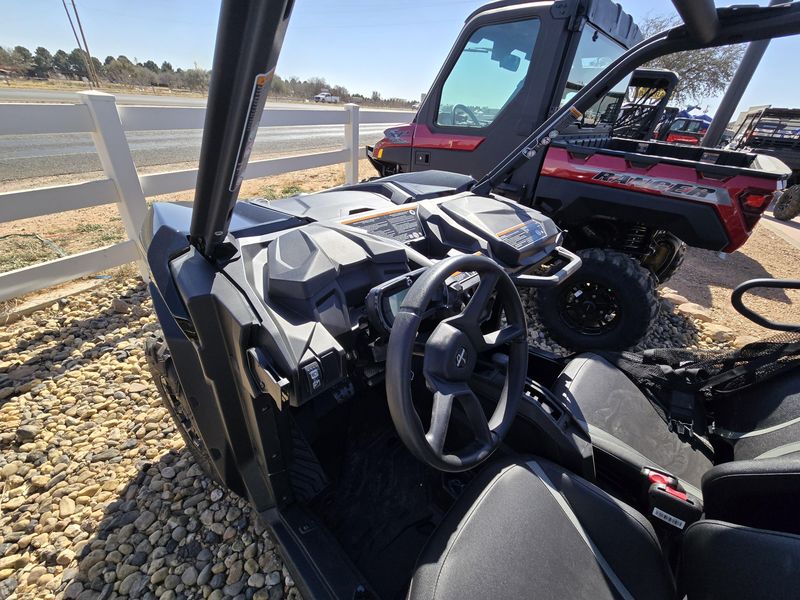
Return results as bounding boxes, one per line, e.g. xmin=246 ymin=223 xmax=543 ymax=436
xmin=555 ymin=22 xmax=632 ymax=128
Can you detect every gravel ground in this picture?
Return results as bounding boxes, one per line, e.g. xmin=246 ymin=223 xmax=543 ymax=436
xmin=0 ymin=280 xmax=300 ymax=600
xmin=521 ymin=289 xmax=736 ymax=356
xmin=0 ymin=267 xmax=766 ymax=600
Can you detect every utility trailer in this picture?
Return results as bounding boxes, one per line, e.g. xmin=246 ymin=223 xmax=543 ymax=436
xmin=367 ymin=0 xmax=790 ymax=350
xmin=728 ymin=106 xmax=800 ymax=220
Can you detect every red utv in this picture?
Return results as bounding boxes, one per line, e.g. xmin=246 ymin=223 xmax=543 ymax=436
xmin=367 ymin=0 xmax=790 ymax=350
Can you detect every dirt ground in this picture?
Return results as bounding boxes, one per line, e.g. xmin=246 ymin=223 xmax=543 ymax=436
xmin=670 ymin=225 xmax=800 ymax=338
xmin=2 ymin=159 xmax=798 ymax=340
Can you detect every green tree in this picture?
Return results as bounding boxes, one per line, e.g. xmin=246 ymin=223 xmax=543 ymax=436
xmin=12 ymin=46 xmax=32 ymax=63
xmin=182 ymin=67 xmax=210 ymax=90
xmin=104 ymin=55 xmax=115 ymax=66
xmin=105 ymin=57 xmax=136 ymax=83
xmin=142 ymin=59 xmax=159 ymax=72
xmin=642 ymin=15 xmax=745 ymax=104
xmin=160 ymin=61 xmax=173 ymax=73
xmin=32 ymin=47 xmax=54 ymax=77
xmin=11 ymin=46 xmax=33 ymax=74
xmin=53 ymin=49 xmax=71 ymax=75
xmin=91 ymin=56 xmax=104 ymax=78
xmin=68 ymin=48 xmax=90 ymax=78
xmin=0 ymin=47 xmax=12 ymax=69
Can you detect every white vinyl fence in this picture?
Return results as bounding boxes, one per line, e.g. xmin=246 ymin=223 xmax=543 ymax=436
xmin=0 ymin=91 xmax=410 ymax=302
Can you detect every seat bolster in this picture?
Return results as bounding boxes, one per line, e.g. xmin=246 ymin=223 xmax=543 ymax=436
xmin=702 ymin=458 xmax=800 ymax=534
xmin=680 ymin=520 xmax=800 ymax=600
xmin=554 ymin=353 xmax=712 ymax=494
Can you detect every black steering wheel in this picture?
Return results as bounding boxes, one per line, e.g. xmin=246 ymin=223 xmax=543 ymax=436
xmin=452 ymin=103 xmax=481 ymax=127
xmin=386 ymin=255 xmax=528 ymax=472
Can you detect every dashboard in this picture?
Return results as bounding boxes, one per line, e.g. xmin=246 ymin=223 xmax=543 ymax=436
xmin=231 ymin=190 xmax=567 ymax=407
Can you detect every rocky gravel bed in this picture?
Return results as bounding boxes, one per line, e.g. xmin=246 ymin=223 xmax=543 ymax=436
xmin=0 ymin=275 xmax=749 ymax=600
xmin=0 ymin=279 xmax=299 ymax=600
xmin=521 ymin=287 xmax=740 ymax=356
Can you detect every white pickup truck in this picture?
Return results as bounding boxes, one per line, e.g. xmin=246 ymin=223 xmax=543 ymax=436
xmin=313 ymin=92 xmax=340 ymax=103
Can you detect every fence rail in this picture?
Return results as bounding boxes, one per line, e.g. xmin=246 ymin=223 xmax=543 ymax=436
xmin=0 ymin=91 xmax=409 ymax=302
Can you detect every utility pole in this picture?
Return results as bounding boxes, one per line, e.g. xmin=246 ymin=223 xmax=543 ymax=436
xmin=61 ymin=0 xmax=94 ymax=88
xmin=70 ymin=0 xmax=101 ymax=88
xmin=702 ymin=0 xmax=782 ymax=147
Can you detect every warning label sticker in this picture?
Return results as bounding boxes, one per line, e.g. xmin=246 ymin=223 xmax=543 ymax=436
xmin=229 ymin=70 xmax=274 ymax=192
xmin=496 ymin=220 xmax=546 ymax=250
xmin=652 ymin=507 xmax=686 ymax=530
xmin=342 ymin=206 xmax=424 ymax=243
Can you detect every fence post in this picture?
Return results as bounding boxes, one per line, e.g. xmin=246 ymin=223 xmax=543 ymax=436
xmin=344 ymin=103 xmax=360 ymax=184
xmin=79 ymin=91 xmax=149 ymax=280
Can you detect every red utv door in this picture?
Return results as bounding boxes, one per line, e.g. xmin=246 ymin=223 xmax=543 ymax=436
xmin=408 ymin=4 xmax=569 ymax=179
xmin=408 ymin=1 xmax=640 ymax=181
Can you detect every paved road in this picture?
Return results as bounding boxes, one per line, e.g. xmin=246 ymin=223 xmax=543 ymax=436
xmin=0 ymin=88 xmax=357 ymax=109
xmin=0 ymin=124 xmax=390 ymax=182
xmin=0 ymin=89 xmax=410 ymax=182
xmin=0 ymin=88 xmax=211 ymax=107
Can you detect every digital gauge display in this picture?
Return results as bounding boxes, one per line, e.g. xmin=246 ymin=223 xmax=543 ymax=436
xmin=386 ymin=288 xmax=409 ymax=319
xmin=365 ymin=269 xmax=426 ymax=336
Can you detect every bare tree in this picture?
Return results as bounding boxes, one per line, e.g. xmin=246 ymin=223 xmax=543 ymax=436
xmin=641 ymin=15 xmax=745 ymax=105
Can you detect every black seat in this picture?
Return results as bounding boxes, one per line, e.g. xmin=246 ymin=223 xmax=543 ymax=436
xmin=409 ymin=457 xmax=675 ymax=600
xmin=552 ymin=353 xmax=800 ymax=497
xmin=410 ymin=456 xmax=800 ymax=600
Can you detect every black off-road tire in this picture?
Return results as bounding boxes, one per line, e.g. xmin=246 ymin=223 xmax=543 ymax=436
xmin=534 ymin=248 xmax=659 ymax=352
xmin=145 ymin=338 xmax=223 ymax=486
xmin=773 ymin=185 xmax=800 ymax=221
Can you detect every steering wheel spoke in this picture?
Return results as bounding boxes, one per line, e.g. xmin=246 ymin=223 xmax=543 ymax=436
xmin=426 ymin=390 xmax=454 ymax=454
xmin=463 ymin=271 xmax=500 ymax=323
xmin=480 ymin=323 xmax=527 ymax=352
xmin=446 ymin=270 xmax=500 ymax=345
xmin=458 ymin=389 xmax=492 ymax=445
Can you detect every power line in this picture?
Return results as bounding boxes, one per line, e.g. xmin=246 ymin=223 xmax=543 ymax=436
xmin=61 ymin=0 xmax=94 ymax=88
xmin=70 ymin=0 xmax=101 ymax=87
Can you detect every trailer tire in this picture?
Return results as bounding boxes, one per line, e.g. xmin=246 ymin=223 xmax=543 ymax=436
xmin=534 ymin=248 xmax=658 ymax=352
xmin=145 ymin=338 xmax=224 ymax=486
xmin=773 ymin=185 xmax=800 ymax=221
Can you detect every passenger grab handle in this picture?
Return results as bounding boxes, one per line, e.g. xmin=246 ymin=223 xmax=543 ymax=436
xmin=731 ymin=278 xmax=800 ymax=331
xmin=511 ymin=247 xmax=582 ymax=288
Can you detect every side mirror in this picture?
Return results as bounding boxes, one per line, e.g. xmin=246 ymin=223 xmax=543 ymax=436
xmin=499 ymin=54 xmax=521 ymax=72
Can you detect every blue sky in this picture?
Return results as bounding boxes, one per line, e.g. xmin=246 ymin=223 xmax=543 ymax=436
xmin=2 ymin=0 xmax=798 ymax=115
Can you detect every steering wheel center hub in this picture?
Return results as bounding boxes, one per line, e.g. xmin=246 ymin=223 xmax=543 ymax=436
xmin=424 ymin=323 xmax=477 ymax=382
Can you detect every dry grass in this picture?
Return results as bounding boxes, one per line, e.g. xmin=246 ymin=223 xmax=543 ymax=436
xmin=0 ymin=234 xmax=63 ymax=273
xmin=1 ymin=79 xmax=206 ymax=99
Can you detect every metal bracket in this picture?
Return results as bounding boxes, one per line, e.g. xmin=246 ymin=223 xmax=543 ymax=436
xmin=247 ymin=347 xmax=290 ymax=407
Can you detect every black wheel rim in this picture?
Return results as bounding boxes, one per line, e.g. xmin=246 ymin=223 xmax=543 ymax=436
xmin=162 ymin=375 xmax=205 ymax=453
xmin=558 ymin=280 xmax=621 ymax=335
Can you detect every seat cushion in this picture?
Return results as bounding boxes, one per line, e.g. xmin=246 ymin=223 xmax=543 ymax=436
xmin=681 ymin=519 xmax=800 ymax=599
xmin=552 ymin=354 xmax=712 ymax=497
xmin=701 ymin=457 xmax=800 ymax=534
xmin=409 ymin=458 xmax=674 ymax=600
xmin=711 ymin=369 xmax=800 ymax=461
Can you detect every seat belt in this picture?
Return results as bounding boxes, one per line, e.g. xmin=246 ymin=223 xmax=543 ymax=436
xmin=526 ymin=460 xmax=635 ymax=600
